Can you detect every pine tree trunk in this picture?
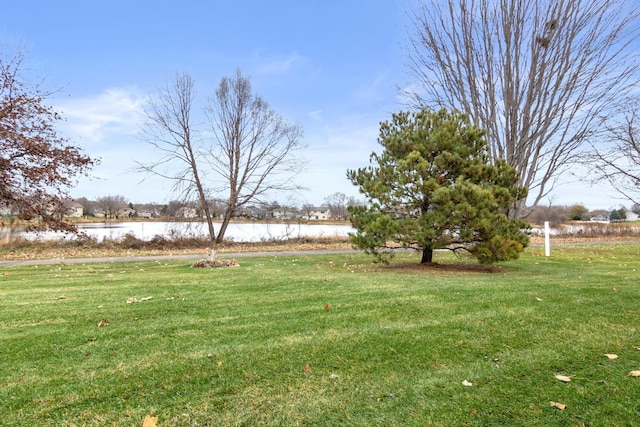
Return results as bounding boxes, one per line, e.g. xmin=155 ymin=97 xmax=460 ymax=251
xmin=421 ymin=247 xmax=433 ymax=263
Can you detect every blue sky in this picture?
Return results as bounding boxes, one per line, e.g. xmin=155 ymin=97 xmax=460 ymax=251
xmin=0 ymin=1 xmax=626 ymax=209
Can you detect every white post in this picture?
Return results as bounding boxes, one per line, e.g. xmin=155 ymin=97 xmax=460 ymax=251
xmin=544 ymin=221 xmax=551 ymax=257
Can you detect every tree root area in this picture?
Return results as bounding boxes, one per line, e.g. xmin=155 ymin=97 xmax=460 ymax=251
xmin=191 ymin=259 xmax=240 ymax=268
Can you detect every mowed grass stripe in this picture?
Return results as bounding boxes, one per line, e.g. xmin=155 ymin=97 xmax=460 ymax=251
xmin=1 ymin=245 xmax=640 ymax=426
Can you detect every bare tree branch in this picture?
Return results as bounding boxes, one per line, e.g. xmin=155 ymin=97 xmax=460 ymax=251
xmin=138 ymin=69 xmax=304 ymax=245
xmin=137 ymin=72 xmax=217 ymax=243
xmin=405 ymin=0 xmax=640 ymax=212
xmin=205 ymin=69 xmax=304 ymax=243
xmin=589 ymin=104 xmax=640 ymax=205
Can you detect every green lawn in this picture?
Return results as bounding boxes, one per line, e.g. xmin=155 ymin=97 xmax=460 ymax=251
xmin=1 ymin=244 xmax=640 ymax=426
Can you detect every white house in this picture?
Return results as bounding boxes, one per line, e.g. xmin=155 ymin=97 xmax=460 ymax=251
xmin=176 ymin=206 xmax=198 ymax=218
xmin=65 ymin=202 xmax=84 ymax=218
xmin=304 ymin=207 xmax=332 ymax=220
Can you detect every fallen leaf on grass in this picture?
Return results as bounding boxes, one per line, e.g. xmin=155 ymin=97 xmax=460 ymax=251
xmin=605 ymin=353 xmax=618 ymax=360
xmin=550 ymin=401 xmax=566 ymax=410
xmin=462 ymin=380 xmax=473 ymax=387
xmin=324 ymin=304 xmax=331 ymax=311
xmin=96 ymin=319 xmax=109 ymax=327
xmin=303 ymin=364 xmax=312 ymax=372
xmin=142 ymin=414 xmax=158 ymax=427
xmin=127 ymin=296 xmax=153 ymax=304
xmin=627 ymin=370 xmax=640 ymax=377
xmin=554 ymin=374 xmax=572 ymax=382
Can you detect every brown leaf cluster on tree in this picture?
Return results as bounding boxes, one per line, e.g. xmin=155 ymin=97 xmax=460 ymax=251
xmin=0 ymin=48 xmax=95 ymax=232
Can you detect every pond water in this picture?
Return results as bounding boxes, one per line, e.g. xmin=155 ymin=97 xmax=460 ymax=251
xmin=20 ymin=221 xmax=355 ymax=243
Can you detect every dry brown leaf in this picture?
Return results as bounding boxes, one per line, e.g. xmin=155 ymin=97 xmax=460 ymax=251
xmin=127 ymin=296 xmax=153 ymax=304
xmin=142 ymin=414 xmax=158 ymax=427
xmin=324 ymin=304 xmax=331 ymax=311
xmin=605 ymin=353 xmax=618 ymax=360
xmin=554 ymin=374 xmax=571 ymax=382
xmin=550 ymin=401 xmax=566 ymax=410
xmin=303 ymin=363 xmax=311 ymax=372
xmin=96 ymin=319 xmax=109 ymax=327
xmin=627 ymin=370 xmax=640 ymax=377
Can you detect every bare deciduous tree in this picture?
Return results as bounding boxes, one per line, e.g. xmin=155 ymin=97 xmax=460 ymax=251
xmin=589 ymin=106 xmax=640 ymax=205
xmin=205 ymin=69 xmax=304 ymax=242
xmin=405 ymin=0 xmax=640 ymax=211
xmin=95 ymin=195 xmax=128 ymax=219
xmin=139 ymin=73 xmax=217 ymax=242
xmin=324 ymin=192 xmax=349 ymax=220
xmin=0 ymin=46 xmax=95 ymax=232
xmin=139 ymin=69 xmax=304 ymax=244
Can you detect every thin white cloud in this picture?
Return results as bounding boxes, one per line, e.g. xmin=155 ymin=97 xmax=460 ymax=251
xmin=308 ymin=109 xmax=323 ymax=122
xmin=56 ymin=87 xmax=145 ymax=144
xmin=354 ymin=73 xmax=389 ymax=102
xmin=255 ymin=52 xmax=303 ymax=75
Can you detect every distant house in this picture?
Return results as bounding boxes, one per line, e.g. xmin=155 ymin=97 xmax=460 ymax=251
xmin=304 ymin=207 xmax=331 ymax=221
xmin=118 ymin=207 xmax=136 ymax=218
xmin=65 ymin=202 xmax=84 ymax=218
xmin=270 ymin=208 xmax=298 ymax=220
xmin=138 ymin=209 xmax=160 ymax=219
xmin=176 ymin=207 xmax=198 ymax=218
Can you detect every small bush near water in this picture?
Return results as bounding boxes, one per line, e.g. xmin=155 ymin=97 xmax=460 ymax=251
xmin=0 ymin=233 xmax=352 ymax=260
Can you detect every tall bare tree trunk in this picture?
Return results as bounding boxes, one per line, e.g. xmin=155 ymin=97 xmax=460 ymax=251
xmin=138 ymin=73 xmax=217 ymax=244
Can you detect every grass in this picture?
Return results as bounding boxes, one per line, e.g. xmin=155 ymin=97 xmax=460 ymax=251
xmin=1 ymin=244 xmax=640 ymax=426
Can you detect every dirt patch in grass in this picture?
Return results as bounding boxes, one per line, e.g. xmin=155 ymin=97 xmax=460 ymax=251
xmin=383 ymin=261 xmax=501 ymax=274
xmin=191 ymin=259 xmax=240 ymax=268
